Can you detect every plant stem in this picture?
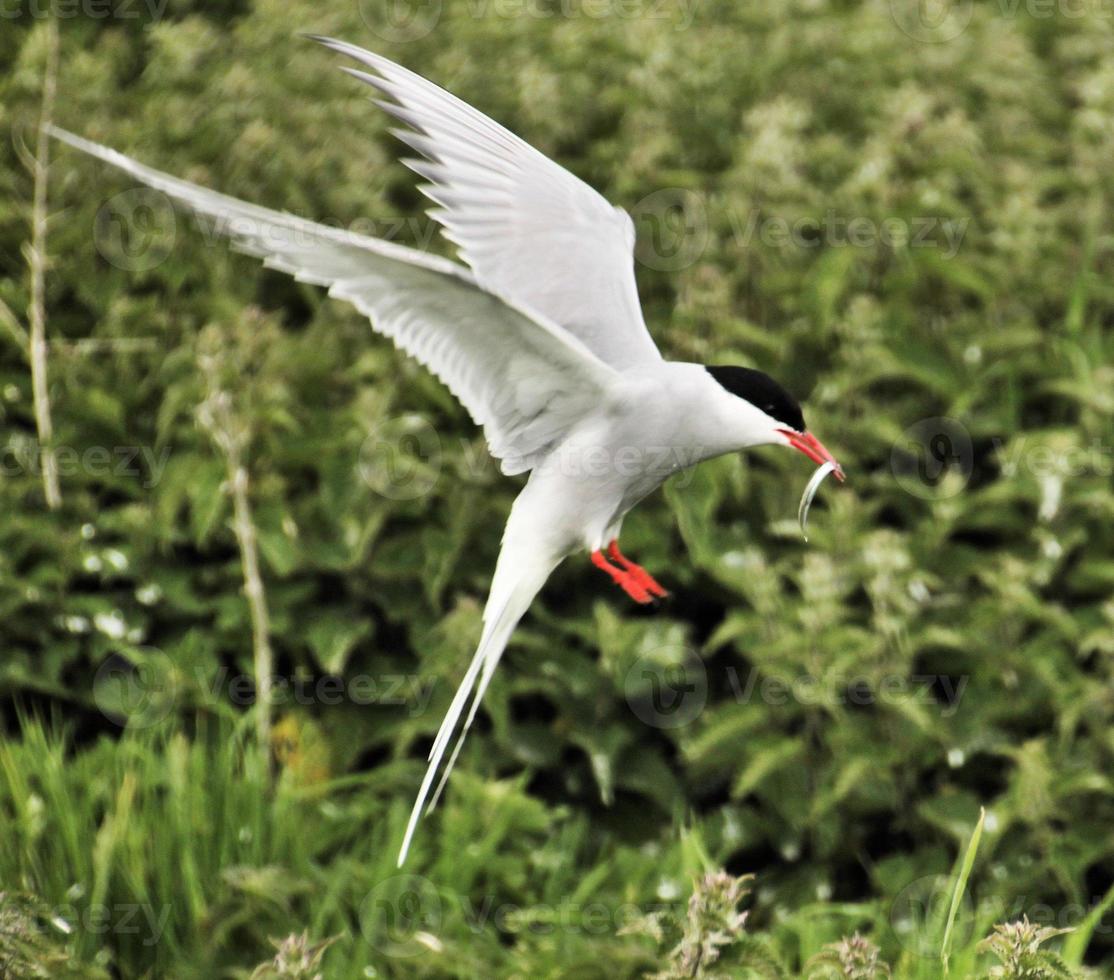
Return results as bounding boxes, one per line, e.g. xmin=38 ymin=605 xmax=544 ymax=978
xmin=228 ymin=459 xmax=274 ymax=755
xmin=196 ymin=326 xmax=276 ymax=763
xmin=28 ymin=16 xmax=61 ymax=511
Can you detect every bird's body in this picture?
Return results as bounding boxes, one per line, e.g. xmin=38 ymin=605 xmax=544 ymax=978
xmin=50 ymin=36 xmax=843 ymax=866
xmin=524 ymin=361 xmax=769 ymax=551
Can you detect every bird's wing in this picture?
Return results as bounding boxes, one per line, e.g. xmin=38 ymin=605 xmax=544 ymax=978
xmin=310 ymin=36 xmax=663 ymax=372
xmin=50 ymin=127 xmax=620 ymax=475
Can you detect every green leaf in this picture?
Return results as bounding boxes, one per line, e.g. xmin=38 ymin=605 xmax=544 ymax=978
xmin=304 ymin=612 xmax=372 ymax=675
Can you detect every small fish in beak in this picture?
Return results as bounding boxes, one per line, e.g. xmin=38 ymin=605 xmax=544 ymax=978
xmin=797 ymin=460 xmax=842 ymax=541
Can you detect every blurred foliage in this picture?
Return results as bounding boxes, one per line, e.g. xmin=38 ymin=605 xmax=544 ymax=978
xmin=0 ymin=889 xmax=100 ymax=979
xmin=247 ymin=931 xmax=338 ymax=979
xmin=1 ymin=0 xmax=1113 ymax=976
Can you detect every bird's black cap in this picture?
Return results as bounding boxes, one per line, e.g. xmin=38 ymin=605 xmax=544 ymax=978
xmin=706 ymin=365 xmax=805 ymax=432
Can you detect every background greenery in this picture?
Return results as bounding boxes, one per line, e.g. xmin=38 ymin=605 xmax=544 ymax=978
xmin=2 ymin=0 xmax=1113 ymax=976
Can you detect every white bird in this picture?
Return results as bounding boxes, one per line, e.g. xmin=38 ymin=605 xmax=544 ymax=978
xmin=49 ymin=36 xmax=844 ymax=866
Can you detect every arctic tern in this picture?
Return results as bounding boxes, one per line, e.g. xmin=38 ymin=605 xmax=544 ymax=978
xmin=49 ymin=36 xmax=845 ymax=865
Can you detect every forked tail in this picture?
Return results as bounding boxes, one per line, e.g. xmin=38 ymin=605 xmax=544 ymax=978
xmin=396 ymin=528 xmax=561 ymax=866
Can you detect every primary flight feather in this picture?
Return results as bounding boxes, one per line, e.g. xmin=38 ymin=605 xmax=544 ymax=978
xmin=50 ymin=36 xmax=844 ymax=866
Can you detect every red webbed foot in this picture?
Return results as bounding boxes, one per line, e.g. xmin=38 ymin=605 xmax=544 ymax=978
xmin=591 ymin=549 xmax=653 ymax=604
xmin=607 ymin=540 xmax=669 ymax=599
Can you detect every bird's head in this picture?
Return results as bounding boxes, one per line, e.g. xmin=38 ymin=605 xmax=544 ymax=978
xmin=705 ymin=365 xmax=845 ymax=481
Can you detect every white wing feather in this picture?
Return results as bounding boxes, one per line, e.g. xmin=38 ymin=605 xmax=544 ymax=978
xmin=49 ymin=127 xmax=619 ymax=475
xmin=309 ymin=36 xmax=662 ymax=371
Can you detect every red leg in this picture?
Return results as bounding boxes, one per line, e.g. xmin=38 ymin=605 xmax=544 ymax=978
xmin=607 ymin=540 xmax=669 ymax=599
xmin=591 ymin=549 xmax=653 ymax=604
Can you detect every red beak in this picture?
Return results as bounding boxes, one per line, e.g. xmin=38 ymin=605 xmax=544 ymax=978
xmin=777 ymin=429 xmax=846 ymax=482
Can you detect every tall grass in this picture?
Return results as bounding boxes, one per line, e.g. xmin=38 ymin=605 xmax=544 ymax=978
xmin=0 ymin=714 xmax=1097 ymax=978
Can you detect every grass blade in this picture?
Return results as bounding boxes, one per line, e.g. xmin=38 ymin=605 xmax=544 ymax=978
xmin=941 ymin=806 xmax=985 ymax=973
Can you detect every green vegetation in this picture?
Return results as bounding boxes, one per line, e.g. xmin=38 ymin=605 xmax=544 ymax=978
xmin=1 ymin=0 xmax=1112 ymax=976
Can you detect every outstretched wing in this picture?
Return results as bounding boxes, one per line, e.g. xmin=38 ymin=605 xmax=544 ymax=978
xmin=50 ymin=127 xmax=620 ymax=475
xmin=310 ymin=36 xmax=662 ymax=371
